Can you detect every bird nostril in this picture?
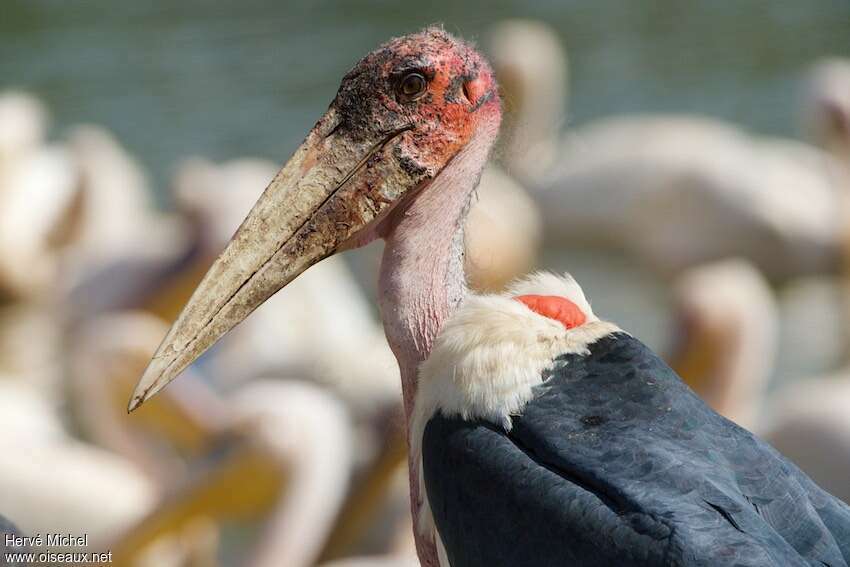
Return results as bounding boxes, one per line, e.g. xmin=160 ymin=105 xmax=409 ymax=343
xmin=463 ymin=76 xmax=487 ymax=105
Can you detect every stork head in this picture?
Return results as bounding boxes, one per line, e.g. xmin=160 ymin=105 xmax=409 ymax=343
xmin=129 ymin=27 xmax=501 ymax=410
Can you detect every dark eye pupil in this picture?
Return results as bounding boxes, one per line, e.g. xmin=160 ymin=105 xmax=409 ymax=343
xmin=402 ymin=74 xmax=425 ymax=97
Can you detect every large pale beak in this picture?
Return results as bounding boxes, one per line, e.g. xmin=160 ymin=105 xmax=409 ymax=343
xmin=129 ymin=108 xmax=421 ymax=411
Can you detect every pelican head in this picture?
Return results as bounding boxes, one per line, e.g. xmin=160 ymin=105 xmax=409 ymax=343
xmin=668 ymin=259 xmax=778 ymax=428
xmin=802 ymin=57 xmax=850 ymax=163
xmin=486 ymin=19 xmax=567 ymax=181
xmin=0 ymin=91 xmax=48 ymax=163
xmin=130 ymin=27 xmax=501 ymax=410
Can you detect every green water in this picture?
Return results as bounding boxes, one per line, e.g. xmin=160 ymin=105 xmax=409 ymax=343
xmin=3 ymin=0 xmax=849 ymax=195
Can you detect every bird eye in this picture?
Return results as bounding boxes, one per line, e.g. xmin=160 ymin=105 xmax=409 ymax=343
xmin=398 ymin=72 xmax=427 ymax=101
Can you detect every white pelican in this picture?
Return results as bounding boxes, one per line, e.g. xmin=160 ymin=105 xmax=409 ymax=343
xmin=0 ymin=96 xmax=160 ymax=547
xmin=485 ymin=20 xmax=567 ymax=183
xmin=65 ymin=125 xmax=158 ymax=260
xmin=106 ymin=379 xmax=353 ymax=567
xmin=0 ymin=130 xmax=81 ymax=298
xmin=68 ymin=311 xmax=228 ymax=482
xmin=464 ymin=166 xmax=542 ymax=292
xmin=70 ymin=310 xmax=362 ymax=565
xmin=321 ymin=556 xmax=419 ymax=567
xmin=69 ymin=309 xmax=366 ymax=566
xmin=763 ymin=376 xmax=850 ymax=505
xmin=0 ymin=319 xmax=156 ymax=552
xmin=0 ymin=425 xmax=155 ymax=549
xmin=536 ymin=116 xmax=850 ymax=280
xmin=0 ymin=379 xmax=65 ymax=445
xmin=60 ymin=125 xmax=191 ymax=298
xmin=0 ymin=92 xmax=189 ymax=306
xmin=667 ymin=259 xmax=779 ymax=430
xmin=0 ymin=302 xmax=66 ymax=405
xmin=488 ymin=21 xmax=850 ymax=281
xmin=801 ymin=57 xmax=850 ymax=162
xmin=0 ymin=91 xmax=48 ymax=166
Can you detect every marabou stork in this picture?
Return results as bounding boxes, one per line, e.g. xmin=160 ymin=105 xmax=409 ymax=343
xmin=129 ymin=28 xmax=850 ymax=566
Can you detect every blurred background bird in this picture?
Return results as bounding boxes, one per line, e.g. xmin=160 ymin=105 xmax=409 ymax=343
xmin=488 ymin=20 xmax=850 ymax=282
xmin=1 ymin=2 xmax=849 ymax=565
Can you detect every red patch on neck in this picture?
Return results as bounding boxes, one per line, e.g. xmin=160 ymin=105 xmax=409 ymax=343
xmin=514 ymin=295 xmax=587 ymax=330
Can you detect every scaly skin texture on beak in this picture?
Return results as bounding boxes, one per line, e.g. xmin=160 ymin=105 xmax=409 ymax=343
xmin=130 ymin=27 xmax=498 ymax=411
xmin=130 ymin=107 xmax=419 ymax=410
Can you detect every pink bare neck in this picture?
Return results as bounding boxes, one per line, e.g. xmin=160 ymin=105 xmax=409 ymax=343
xmin=378 ymin=190 xmax=468 ymax=421
xmin=378 ymin=124 xmax=498 ymax=567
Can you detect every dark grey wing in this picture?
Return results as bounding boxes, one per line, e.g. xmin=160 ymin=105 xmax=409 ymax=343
xmin=422 ymin=333 xmax=850 ymax=567
xmin=423 ymin=415 xmax=806 ymax=567
xmin=424 ymin=415 xmax=759 ymax=567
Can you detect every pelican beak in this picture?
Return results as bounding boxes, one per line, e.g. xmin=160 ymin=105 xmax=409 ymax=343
xmin=668 ymin=308 xmax=718 ymax=394
xmin=129 ymin=107 xmax=423 ymax=411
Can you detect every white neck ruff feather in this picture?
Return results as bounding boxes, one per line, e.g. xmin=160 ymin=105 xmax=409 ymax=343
xmin=411 ymin=271 xmax=621 ymax=540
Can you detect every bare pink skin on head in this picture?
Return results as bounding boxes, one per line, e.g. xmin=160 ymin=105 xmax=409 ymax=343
xmin=343 ymin=27 xmax=498 ymax=174
xmin=338 ymin=27 xmax=502 ymax=251
xmin=350 ymin=27 xmax=502 ymax=567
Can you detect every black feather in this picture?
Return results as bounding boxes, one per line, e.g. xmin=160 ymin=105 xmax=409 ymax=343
xmin=422 ymin=333 xmax=850 ymax=567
